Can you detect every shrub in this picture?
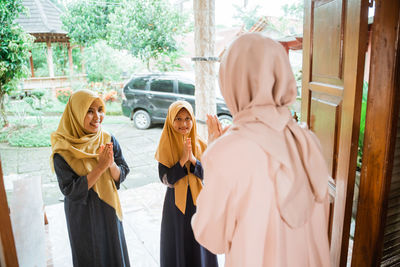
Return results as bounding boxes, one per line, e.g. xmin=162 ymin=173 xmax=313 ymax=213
xmin=103 ymin=90 xmax=118 ymax=102
xmin=30 ymin=89 xmax=46 ymax=100
xmin=357 ymin=81 xmax=368 ymax=170
xmin=56 ymin=88 xmax=73 ymax=103
xmin=8 ymin=125 xmax=52 ymax=147
xmin=105 ymin=101 xmax=122 ymax=115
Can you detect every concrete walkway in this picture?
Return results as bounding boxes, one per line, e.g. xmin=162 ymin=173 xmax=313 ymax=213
xmin=1 ymin=116 xmax=225 ymax=266
xmin=45 ymin=183 xmax=166 ymax=267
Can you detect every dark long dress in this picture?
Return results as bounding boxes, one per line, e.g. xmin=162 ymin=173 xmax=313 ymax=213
xmin=159 ymin=160 xmax=218 ymax=267
xmin=53 ymin=136 xmax=130 ymax=267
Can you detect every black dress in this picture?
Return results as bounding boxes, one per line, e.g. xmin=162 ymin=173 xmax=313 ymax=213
xmin=53 ymin=136 xmax=130 ymax=267
xmin=159 ymin=160 xmax=218 ymax=267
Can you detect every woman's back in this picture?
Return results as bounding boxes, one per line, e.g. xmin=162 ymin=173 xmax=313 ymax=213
xmin=193 ymin=129 xmax=330 ymax=267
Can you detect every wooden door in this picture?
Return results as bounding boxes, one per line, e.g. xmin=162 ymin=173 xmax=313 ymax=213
xmin=0 ymin=158 xmax=19 ymax=266
xmin=301 ymin=0 xmax=368 ymax=266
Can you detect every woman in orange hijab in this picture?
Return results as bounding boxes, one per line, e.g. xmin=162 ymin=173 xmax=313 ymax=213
xmin=51 ymin=89 xmax=130 ymax=266
xmin=155 ymin=100 xmax=218 ymax=267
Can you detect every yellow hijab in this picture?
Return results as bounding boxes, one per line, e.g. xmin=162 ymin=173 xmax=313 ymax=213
xmin=155 ymin=101 xmax=207 ymax=214
xmin=50 ymin=89 xmax=123 ymax=221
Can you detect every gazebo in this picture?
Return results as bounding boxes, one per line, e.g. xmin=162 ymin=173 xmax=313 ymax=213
xmin=16 ymin=0 xmax=85 ymax=91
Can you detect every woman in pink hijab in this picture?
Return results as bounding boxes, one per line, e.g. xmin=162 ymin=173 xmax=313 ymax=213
xmin=191 ymin=33 xmax=331 ymax=267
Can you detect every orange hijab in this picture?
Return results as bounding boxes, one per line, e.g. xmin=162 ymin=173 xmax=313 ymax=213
xmin=155 ymin=101 xmax=207 ymax=214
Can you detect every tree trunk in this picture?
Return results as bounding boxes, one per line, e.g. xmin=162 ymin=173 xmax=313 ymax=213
xmin=146 ymin=58 xmax=151 ymax=72
xmin=80 ymin=46 xmax=86 ymax=74
xmin=0 ymin=90 xmax=9 ymax=128
xmin=193 ymin=0 xmax=216 ymax=140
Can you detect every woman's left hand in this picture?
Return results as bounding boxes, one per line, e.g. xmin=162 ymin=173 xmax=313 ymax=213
xmin=206 ymin=114 xmax=232 ymax=143
xmin=206 ymin=114 xmax=221 ymax=143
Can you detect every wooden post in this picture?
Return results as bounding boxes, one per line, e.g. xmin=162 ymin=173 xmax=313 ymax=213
xmin=29 ymin=51 xmax=35 ymax=78
xmin=67 ymin=42 xmax=74 ymax=76
xmin=351 ymin=0 xmax=400 ymax=265
xmin=46 ymin=40 xmax=54 ymax=77
xmin=0 ymin=159 xmax=19 ymax=266
xmin=193 ymin=0 xmax=216 ymax=140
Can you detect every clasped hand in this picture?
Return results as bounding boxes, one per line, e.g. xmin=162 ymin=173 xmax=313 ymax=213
xmin=180 ymin=138 xmax=196 ymax=167
xmin=98 ymin=143 xmax=114 ymax=171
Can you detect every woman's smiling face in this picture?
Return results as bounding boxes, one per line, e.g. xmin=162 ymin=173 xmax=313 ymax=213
xmin=173 ymin=108 xmax=193 ymax=136
xmin=83 ymin=99 xmax=105 ymax=133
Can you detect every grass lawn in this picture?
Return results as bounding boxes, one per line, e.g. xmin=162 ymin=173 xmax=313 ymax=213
xmin=0 ymin=114 xmax=129 ymax=147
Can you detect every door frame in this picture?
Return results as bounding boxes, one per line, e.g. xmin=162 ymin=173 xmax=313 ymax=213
xmin=351 ymin=0 xmax=400 ymax=265
xmin=0 ymin=158 xmax=19 ymax=266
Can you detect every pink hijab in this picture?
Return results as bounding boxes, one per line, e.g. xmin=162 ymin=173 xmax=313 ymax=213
xmin=219 ymin=33 xmax=329 ymax=228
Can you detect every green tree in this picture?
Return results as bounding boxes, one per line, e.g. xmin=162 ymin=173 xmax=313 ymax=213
xmin=232 ymin=4 xmax=261 ymax=30
xmin=277 ymin=0 xmax=304 ymax=35
xmin=61 ymin=0 xmax=119 ymax=46
xmin=282 ymin=1 xmax=304 ymax=20
xmin=83 ymin=40 xmax=142 ymax=82
xmin=107 ymin=0 xmax=187 ymax=71
xmin=0 ymin=0 xmax=34 ymax=126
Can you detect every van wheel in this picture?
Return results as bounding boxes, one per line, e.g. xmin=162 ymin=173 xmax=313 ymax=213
xmin=133 ymin=110 xmax=151 ymax=129
xmin=218 ymin=115 xmax=233 ymax=128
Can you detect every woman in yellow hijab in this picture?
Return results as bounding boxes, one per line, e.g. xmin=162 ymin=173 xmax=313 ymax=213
xmin=155 ymin=100 xmax=218 ymax=267
xmin=51 ymin=89 xmax=130 ymax=267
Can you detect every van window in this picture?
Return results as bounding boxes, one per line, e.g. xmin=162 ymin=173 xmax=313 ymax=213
xmin=128 ymin=77 xmax=148 ymax=90
xmin=178 ymin=81 xmax=195 ymax=96
xmin=150 ymin=79 xmax=174 ymax=93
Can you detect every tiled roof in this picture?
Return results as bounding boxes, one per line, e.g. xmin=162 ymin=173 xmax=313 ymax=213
xmin=16 ymin=0 xmax=67 ymax=35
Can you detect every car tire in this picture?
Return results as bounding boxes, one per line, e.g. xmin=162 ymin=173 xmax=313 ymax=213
xmin=218 ymin=114 xmax=233 ymax=128
xmin=133 ymin=110 xmax=151 ymax=129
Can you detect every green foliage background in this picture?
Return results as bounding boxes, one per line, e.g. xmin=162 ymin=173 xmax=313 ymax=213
xmin=107 ymin=0 xmax=187 ymax=71
xmin=61 ymin=0 xmax=120 ymax=46
xmin=0 ymin=0 xmax=34 ymax=125
xmin=61 ymin=0 xmax=188 ymax=72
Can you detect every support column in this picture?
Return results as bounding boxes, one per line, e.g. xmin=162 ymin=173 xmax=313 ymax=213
xmin=29 ymin=51 xmax=35 ymax=77
xmin=46 ymin=40 xmax=54 ymax=77
xmin=193 ymin=0 xmax=216 ymax=140
xmin=67 ymin=42 xmax=74 ymax=76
